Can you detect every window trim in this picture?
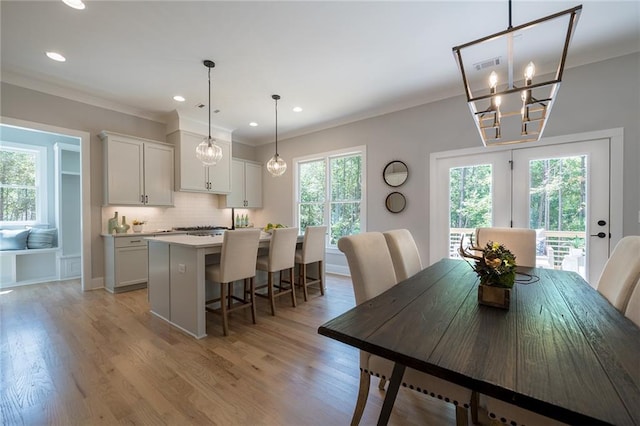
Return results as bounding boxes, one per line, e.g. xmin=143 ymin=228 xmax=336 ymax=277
xmin=293 ymin=145 xmax=367 ymax=250
xmin=0 ymin=141 xmax=48 ymax=226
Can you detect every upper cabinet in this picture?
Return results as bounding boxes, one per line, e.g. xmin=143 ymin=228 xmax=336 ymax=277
xmin=168 ymin=130 xmax=231 ymax=194
xmin=100 ymin=131 xmax=174 ymax=206
xmin=222 ymin=158 xmax=262 ymax=208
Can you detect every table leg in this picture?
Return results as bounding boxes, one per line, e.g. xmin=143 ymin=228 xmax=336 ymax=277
xmin=377 ymin=362 xmax=406 ymax=426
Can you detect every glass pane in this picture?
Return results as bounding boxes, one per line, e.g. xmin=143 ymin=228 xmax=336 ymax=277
xmin=1 ymin=149 xmax=36 ymax=186
xmin=299 ymin=203 xmax=324 ymax=231
xmin=330 ymin=155 xmax=361 ymax=201
xmin=0 ymin=187 xmax=37 ymax=221
xmin=330 ymin=202 xmax=360 ymax=246
xmin=529 ymin=156 xmax=586 ymax=276
xmin=448 ymin=164 xmax=492 ymax=258
xmin=299 ymin=160 xmax=325 ymax=203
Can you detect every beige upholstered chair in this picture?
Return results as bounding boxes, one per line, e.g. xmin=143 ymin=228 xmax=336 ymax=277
xmin=205 ymin=229 xmax=261 ymax=336
xmin=338 ymin=232 xmax=473 ymax=426
xmin=295 ymin=225 xmax=327 ymax=301
xmin=624 ymin=278 xmax=640 ymax=327
xmin=596 ymin=235 xmax=640 ymax=311
xmin=383 ymin=229 xmax=422 ymax=281
xmin=475 ymin=227 xmax=536 ymax=267
xmin=256 ymin=227 xmax=299 ymax=315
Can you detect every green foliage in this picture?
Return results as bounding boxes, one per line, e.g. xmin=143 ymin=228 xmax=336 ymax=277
xmin=464 ymin=241 xmax=517 ymax=288
xmin=0 ymin=148 xmax=37 ymax=222
xmin=449 ymin=165 xmax=492 ymax=228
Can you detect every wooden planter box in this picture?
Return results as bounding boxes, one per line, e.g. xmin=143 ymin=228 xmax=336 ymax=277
xmin=478 ymin=284 xmax=511 ymax=309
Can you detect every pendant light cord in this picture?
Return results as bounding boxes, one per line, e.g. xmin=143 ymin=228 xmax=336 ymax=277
xmin=508 ymin=0 xmax=512 ymax=29
xmin=207 ymin=66 xmax=212 ymax=141
xmin=274 ymin=96 xmax=279 ymax=156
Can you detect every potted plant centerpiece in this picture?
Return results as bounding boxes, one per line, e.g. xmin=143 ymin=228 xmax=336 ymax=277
xmin=132 ymin=219 xmax=146 ymax=233
xmin=459 ymin=239 xmax=517 ymax=309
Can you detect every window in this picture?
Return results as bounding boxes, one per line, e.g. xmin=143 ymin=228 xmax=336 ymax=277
xmin=295 ymin=147 xmax=366 ymax=247
xmin=0 ymin=143 xmax=47 ymax=225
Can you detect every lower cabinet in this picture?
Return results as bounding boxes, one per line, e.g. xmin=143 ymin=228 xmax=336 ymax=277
xmin=103 ymin=235 xmax=149 ymax=293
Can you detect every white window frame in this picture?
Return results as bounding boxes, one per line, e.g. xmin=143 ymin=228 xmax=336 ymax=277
xmin=293 ymin=145 xmax=367 ymax=252
xmin=0 ymin=141 xmax=48 ymax=226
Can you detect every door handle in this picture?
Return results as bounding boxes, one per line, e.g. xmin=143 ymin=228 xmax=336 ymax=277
xmin=590 ymin=232 xmax=607 ymax=238
xmin=597 ymin=220 xmax=607 ymax=226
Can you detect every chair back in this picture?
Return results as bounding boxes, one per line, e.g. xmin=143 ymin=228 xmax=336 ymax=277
xmin=475 ymin=227 xmax=536 ymax=267
xmin=624 ymin=278 xmax=640 ymax=328
xmin=596 ymin=235 xmax=640 ymax=311
xmin=267 ymin=227 xmax=299 ymax=272
xmin=383 ymin=229 xmax=423 ymax=281
xmin=219 ymin=229 xmax=261 ymax=283
xmin=337 ymin=232 xmax=397 ymax=305
xmin=301 ymin=225 xmax=327 ymax=264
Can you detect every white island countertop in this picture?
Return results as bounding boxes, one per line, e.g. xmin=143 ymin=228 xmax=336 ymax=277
xmin=145 ymin=232 xmax=273 ymax=248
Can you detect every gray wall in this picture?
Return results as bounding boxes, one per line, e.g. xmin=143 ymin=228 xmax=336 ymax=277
xmin=1 ymin=53 xmax=638 ymax=280
xmin=254 ymin=53 xmax=640 ymax=265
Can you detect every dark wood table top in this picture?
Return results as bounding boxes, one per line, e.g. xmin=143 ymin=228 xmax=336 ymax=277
xmin=318 ymin=258 xmax=640 ymax=425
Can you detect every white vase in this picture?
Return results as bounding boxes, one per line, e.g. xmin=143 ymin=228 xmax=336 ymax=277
xmin=132 ymin=224 xmax=143 ymax=233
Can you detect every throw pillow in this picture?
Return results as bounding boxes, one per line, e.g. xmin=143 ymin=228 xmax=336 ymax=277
xmin=0 ymin=229 xmax=30 ymax=250
xmin=27 ymin=228 xmax=57 ymax=249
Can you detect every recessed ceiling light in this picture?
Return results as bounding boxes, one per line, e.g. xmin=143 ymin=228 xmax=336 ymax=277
xmin=249 ymin=122 xmax=258 ymax=127
xmin=173 ymin=95 xmax=186 ymax=102
xmin=293 ymin=106 xmax=303 ymax=112
xmin=62 ymin=0 xmax=85 ymax=10
xmin=46 ymin=51 xmax=66 ymax=62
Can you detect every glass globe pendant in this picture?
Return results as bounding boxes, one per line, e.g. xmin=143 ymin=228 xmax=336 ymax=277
xmin=196 ymin=60 xmax=223 ymax=166
xmin=267 ymin=94 xmax=287 ymax=176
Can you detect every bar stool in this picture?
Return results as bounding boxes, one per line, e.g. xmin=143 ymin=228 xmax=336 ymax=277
xmin=295 ymin=225 xmax=327 ymax=301
xmin=256 ymin=227 xmax=299 ymax=315
xmin=204 ymin=229 xmax=261 ymax=336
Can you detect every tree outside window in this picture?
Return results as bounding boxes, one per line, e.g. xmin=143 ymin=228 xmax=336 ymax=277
xmin=297 ymin=149 xmax=365 ymax=247
xmin=0 ymin=146 xmax=40 ymax=224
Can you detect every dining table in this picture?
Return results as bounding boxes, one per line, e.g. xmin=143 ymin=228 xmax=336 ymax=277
xmin=318 ymin=258 xmax=640 ymax=425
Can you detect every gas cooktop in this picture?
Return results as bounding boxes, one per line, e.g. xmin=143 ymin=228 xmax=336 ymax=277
xmin=173 ymin=226 xmax=229 ymax=231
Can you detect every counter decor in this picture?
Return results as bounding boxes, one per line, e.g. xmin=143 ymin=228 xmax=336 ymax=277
xmin=459 ymin=239 xmax=516 ymax=309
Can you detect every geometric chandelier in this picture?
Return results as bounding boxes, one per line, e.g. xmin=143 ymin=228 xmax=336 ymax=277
xmin=453 ymin=2 xmax=582 ymax=146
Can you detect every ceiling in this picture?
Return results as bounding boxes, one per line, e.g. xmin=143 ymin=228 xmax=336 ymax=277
xmin=1 ymin=1 xmax=638 ymax=146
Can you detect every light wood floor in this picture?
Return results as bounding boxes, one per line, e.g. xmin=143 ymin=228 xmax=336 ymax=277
xmin=1 ymin=274 xmax=458 ymax=425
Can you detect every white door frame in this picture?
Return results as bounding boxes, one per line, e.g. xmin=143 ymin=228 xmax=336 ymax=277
xmin=1 ymin=116 xmax=93 ymax=291
xmin=429 ymin=128 xmax=623 ymax=266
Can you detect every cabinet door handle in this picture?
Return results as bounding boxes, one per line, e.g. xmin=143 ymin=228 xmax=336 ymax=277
xmin=130 ymin=240 xmax=142 ymax=243
xmin=140 ymin=195 xmax=145 ymax=203
xmin=145 ymin=195 xmax=148 ymax=203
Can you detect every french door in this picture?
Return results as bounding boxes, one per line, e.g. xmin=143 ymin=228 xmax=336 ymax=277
xmin=430 ymin=138 xmax=613 ymax=285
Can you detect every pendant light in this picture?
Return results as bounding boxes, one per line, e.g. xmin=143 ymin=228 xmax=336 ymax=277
xmin=266 ymin=94 xmax=287 ymax=177
xmin=195 ymin=60 xmax=223 ymax=166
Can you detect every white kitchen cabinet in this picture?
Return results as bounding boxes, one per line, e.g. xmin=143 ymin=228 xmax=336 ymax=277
xmin=100 ymin=131 xmax=174 ymax=206
xmin=222 ymin=158 xmax=262 ymax=208
xmin=168 ymin=130 xmax=231 ymax=194
xmin=103 ymin=235 xmax=149 ymax=293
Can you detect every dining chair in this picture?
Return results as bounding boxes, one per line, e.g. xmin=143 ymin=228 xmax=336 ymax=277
xmin=383 ymin=229 xmax=422 ymax=281
xmin=338 ymin=232 xmax=474 ymax=426
xmin=624 ymin=277 xmax=640 ymax=327
xmin=204 ymin=228 xmax=261 ymax=336
xmin=295 ymin=225 xmax=327 ymax=301
xmin=475 ymin=227 xmax=537 ymax=267
xmin=595 ymin=235 xmax=640 ymax=311
xmin=256 ymin=227 xmax=299 ymax=315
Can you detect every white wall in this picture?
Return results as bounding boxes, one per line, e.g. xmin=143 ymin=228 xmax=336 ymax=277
xmin=253 ymin=53 xmax=640 ymax=267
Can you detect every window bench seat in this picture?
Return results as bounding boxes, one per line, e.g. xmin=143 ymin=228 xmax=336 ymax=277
xmin=0 ymin=247 xmax=60 ymax=288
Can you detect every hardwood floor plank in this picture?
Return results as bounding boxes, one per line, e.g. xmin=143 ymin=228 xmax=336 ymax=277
xmin=0 ymin=274 xmax=457 ymax=425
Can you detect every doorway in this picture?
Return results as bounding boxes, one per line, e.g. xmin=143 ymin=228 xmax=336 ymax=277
xmin=430 ymin=129 xmax=623 ymax=286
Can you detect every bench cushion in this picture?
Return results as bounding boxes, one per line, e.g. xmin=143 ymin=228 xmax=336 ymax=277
xmin=0 ymin=229 xmax=30 ymax=250
xmin=27 ymin=228 xmax=57 ymax=249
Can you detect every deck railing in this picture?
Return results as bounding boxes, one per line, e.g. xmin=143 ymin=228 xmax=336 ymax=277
xmin=449 ymin=228 xmax=586 ymax=269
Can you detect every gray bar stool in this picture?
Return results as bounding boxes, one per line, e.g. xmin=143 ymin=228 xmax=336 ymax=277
xmin=256 ymin=227 xmax=299 ymax=315
xmin=204 ymin=229 xmax=261 ymax=336
xmin=295 ymin=225 xmax=327 ymax=301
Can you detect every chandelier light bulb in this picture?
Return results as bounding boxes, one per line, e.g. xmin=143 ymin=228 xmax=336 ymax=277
xmin=524 ymin=62 xmax=536 ymax=81
xmin=489 ymin=71 xmax=498 ymax=90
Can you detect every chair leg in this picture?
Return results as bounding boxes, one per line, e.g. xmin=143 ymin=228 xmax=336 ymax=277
xmin=250 ymin=277 xmax=257 ymax=324
xmin=301 ymin=263 xmax=309 ymax=302
xmin=220 ymin=282 xmax=229 ymax=336
xmin=228 ymin=281 xmax=233 ymax=309
xmin=289 ymin=267 xmax=297 ymax=307
xmin=351 ymin=370 xmax=371 ymax=426
xmin=378 ymin=378 xmax=387 ymax=390
xmin=455 ymin=405 xmax=469 ymax=426
xmin=318 ymin=260 xmax=325 ymax=296
xmin=470 ymin=390 xmax=479 ymax=425
xmin=268 ymin=272 xmax=276 ymax=316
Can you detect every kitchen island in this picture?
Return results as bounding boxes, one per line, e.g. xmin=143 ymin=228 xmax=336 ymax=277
xmin=146 ymin=232 xmax=301 ymax=338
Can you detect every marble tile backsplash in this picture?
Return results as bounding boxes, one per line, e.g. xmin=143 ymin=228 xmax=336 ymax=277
xmin=101 ymin=192 xmax=248 ymax=233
